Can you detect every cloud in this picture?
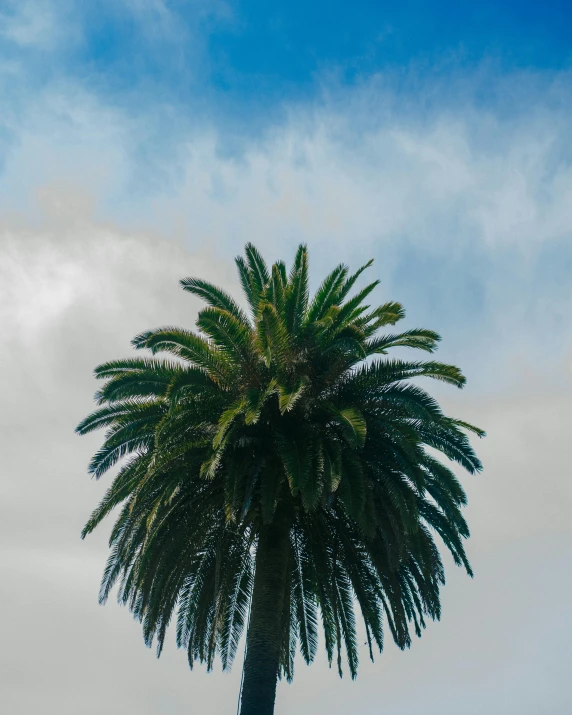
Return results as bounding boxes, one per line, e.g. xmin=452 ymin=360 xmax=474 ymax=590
xmin=0 ymin=212 xmax=244 ymax=715
xmin=0 ymin=1 xmax=60 ymax=49
xmin=4 ymin=69 xmax=571 ymax=387
xmin=1 ymin=61 xmax=572 ymax=713
xmin=1 ymin=203 xmax=570 ymax=714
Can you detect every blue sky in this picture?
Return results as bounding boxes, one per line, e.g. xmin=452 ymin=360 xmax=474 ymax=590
xmin=3 ymin=1 xmax=572 ymax=114
xmin=1 ymin=3 xmax=572 ymax=715
xmin=2 ymin=0 xmax=571 ymax=366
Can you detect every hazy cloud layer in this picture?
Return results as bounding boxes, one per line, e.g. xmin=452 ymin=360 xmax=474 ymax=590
xmin=3 ymin=73 xmax=571 ymax=379
xmin=1 ymin=65 xmax=571 ymax=714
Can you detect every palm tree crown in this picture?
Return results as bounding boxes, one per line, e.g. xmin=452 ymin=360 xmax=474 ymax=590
xmin=77 ymin=244 xmax=483 ymax=715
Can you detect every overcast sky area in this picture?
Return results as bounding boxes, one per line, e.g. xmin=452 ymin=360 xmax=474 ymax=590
xmin=1 ymin=1 xmax=571 ymax=713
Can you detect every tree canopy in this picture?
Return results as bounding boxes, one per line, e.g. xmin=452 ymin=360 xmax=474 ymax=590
xmin=77 ymin=244 xmax=483 ymax=714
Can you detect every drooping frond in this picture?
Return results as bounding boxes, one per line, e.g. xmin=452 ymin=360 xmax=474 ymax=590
xmin=131 ymin=327 xmax=234 ymax=386
xmin=180 ymin=277 xmax=251 ymax=327
xmin=365 ymin=328 xmax=441 ymax=355
xmin=78 ymin=243 xmax=483 ymax=686
xmin=196 ymin=308 xmax=254 ymax=364
xmin=94 ymin=361 xmax=185 ymax=404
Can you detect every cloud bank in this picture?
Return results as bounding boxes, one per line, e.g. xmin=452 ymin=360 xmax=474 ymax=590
xmin=1 ymin=43 xmax=571 ymax=715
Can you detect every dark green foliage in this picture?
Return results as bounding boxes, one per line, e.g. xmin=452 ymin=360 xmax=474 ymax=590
xmin=78 ymin=244 xmax=483 ymax=708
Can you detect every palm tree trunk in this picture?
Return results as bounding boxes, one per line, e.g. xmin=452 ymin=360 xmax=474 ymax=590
xmin=239 ymin=516 xmax=290 ymax=715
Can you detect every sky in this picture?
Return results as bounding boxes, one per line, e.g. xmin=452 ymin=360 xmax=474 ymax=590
xmin=1 ymin=1 xmax=571 ymax=713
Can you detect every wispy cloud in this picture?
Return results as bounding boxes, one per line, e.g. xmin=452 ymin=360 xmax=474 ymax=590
xmin=4 ymin=69 xmax=571 ymax=385
xmin=2 ymin=197 xmax=570 ymax=715
xmin=2 ymin=21 xmax=572 ymax=713
xmin=0 ymin=1 xmax=60 ymax=49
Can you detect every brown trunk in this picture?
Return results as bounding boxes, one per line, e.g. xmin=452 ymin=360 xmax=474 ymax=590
xmin=239 ymin=516 xmax=290 ymax=715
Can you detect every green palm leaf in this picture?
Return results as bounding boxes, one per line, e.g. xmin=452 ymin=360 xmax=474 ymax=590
xmin=77 ymin=244 xmax=483 ymax=715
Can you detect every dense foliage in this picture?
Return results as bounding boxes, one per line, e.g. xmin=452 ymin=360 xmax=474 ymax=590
xmin=78 ymin=244 xmax=482 ymax=712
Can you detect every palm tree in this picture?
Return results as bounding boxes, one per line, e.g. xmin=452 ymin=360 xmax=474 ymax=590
xmin=77 ymin=244 xmax=483 ymax=715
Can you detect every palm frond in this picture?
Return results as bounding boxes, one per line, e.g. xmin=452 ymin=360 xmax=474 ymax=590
xmin=78 ymin=243 xmax=483 ymax=695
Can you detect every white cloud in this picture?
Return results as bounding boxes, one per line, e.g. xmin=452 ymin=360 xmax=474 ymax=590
xmin=0 ymin=2 xmax=56 ymax=48
xmin=0 ymin=0 xmax=79 ymax=50
xmin=4 ymin=69 xmax=572 ymax=263
xmin=1 ymin=66 xmax=572 ymax=714
xmin=1 ymin=214 xmax=570 ymax=714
